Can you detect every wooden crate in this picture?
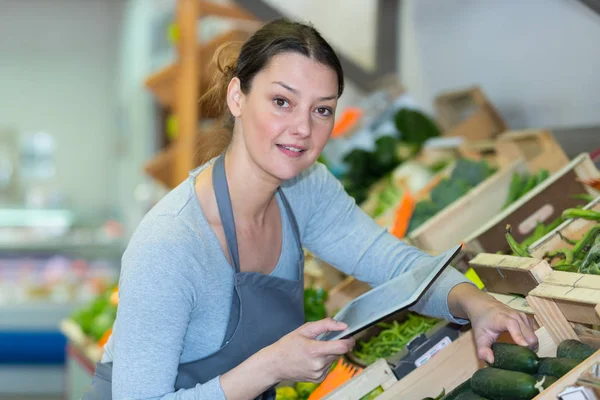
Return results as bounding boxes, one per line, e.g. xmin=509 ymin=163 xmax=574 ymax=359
xmin=463 ymin=153 xmax=600 ymax=256
xmin=376 ymin=326 xmax=600 ymax=400
xmin=495 ymin=129 xmax=570 ymax=173
xmin=527 ymin=272 xmax=600 ymax=344
xmin=407 ymin=159 xmax=529 ymax=253
xmin=467 ymin=253 xmax=552 ymax=296
xmin=373 ymin=327 xmax=558 ymax=399
xmin=434 ymin=86 xmax=508 ymax=140
xmin=323 ymin=358 xmax=398 ymax=400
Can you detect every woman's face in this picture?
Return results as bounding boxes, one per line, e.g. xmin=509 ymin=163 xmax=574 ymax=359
xmin=229 ymin=52 xmax=339 ymax=182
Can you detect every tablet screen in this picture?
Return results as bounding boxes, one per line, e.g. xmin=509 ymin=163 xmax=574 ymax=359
xmin=317 ymin=245 xmax=462 ymax=341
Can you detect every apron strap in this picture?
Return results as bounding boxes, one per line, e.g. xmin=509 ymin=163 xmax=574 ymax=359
xmin=277 ymin=188 xmax=302 ymax=255
xmin=212 ymin=153 xmax=242 ymax=273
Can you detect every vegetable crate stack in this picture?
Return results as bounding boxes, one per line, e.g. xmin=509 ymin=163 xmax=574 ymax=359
xmin=524 ymin=196 xmax=600 ymax=348
xmin=376 ymin=327 xmax=600 ymax=400
xmin=324 ymin=325 xmax=600 ymax=399
xmin=434 ymin=86 xmax=508 ymax=141
xmin=462 ymin=153 xmax=600 ymax=259
xmin=495 ymin=129 xmax=570 ymax=175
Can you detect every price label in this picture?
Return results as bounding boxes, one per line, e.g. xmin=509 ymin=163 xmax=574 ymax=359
xmin=414 ymin=336 xmax=452 ymax=367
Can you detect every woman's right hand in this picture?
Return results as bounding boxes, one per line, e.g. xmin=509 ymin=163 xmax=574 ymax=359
xmin=264 ymin=318 xmax=355 ymax=383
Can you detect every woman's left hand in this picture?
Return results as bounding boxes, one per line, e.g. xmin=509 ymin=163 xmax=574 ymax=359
xmin=448 ymin=283 xmax=538 ymax=364
xmin=468 ymin=299 xmax=538 ymax=364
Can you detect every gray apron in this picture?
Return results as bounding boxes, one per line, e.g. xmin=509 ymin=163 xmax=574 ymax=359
xmin=84 ymin=153 xmax=305 ymax=399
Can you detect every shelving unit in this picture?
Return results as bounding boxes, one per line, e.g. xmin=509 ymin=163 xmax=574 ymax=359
xmin=142 ymin=0 xmax=260 ymax=189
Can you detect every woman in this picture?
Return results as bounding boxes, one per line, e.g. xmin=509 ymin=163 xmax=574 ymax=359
xmin=85 ymin=18 xmax=538 ymax=400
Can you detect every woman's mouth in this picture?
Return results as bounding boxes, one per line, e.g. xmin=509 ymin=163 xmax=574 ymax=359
xmin=276 ymin=144 xmax=306 ymax=158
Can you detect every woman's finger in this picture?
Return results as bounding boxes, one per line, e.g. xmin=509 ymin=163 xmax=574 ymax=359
xmin=505 ymin=317 xmax=529 ymax=347
xmin=516 ymin=315 xmax=539 ymax=348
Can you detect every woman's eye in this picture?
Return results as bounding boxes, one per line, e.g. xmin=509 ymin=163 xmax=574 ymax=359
xmin=316 ymin=107 xmax=332 ymax=116
xmin=274 ymin=98 xmax=289 ymax=108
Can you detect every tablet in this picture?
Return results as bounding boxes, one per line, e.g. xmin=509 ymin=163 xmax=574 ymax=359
xmin=317 ymin=244 xmax=462 ymax=341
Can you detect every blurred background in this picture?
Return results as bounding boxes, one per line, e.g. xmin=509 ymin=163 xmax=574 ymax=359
xmin=1 ymin=0 xmax=600 ymax=399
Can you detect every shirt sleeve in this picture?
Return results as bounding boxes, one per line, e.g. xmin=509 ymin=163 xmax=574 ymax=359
xmin=110 ymin=216 xmax=227 ymax=400
xmin=300 ymin=163 xmax=474 ymax=324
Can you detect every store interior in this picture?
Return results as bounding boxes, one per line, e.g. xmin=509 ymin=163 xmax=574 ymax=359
xmin=2 ymin=1 xmax=600 ymax=399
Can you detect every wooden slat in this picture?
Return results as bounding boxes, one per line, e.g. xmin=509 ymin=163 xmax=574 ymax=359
xmin=324 ymin=359 xmax=397 ymax=400
xmin=526 ymin=295 xmax=579 ymax=344
xmin=530 ymin=283 xmax=600 ymax=305
xmin=495 ymin=129 xmax=570 ymax=174
xmin=198 ymin=1 xmax=256 ymax=21
xmin=543 ymin=271 xmax=600 ymax=290
xmin=488 ymin=292 xmax=535 ymax=315
xmin=468 ymin=254 xmax=551 ymax=296
xmin=535 ymin=349 xmax=600 ymax=399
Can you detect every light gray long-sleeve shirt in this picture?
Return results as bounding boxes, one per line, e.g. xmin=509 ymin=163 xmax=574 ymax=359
xmin=101 ymin=160 xmax=471 ymax=399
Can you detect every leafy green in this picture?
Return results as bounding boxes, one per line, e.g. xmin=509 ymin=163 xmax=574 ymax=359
xmin=450 ymin=158 xmax=496 ymax=188
xmin=304 ymin=287 xmax=328 ymax=322
xmin=352 ymin=312 xmax=439 ymax=365
xmin=406 ymin=158 xmax=496 ymax=234
xmin=295 ymin=382 xmax=319 ymax=399
xmin=430 ymin=179 xmax=471 ymax=209
xmin=394 ymin=108 xmax=441 ymax=148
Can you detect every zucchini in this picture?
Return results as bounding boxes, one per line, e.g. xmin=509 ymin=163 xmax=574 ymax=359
xmin=537 ymin=357 xmax=580 ymax=378
xmin=557 ymin=339 xmax=595 ymax=361
xmin=442 ymin=378 xmax=472 ymax=400
xmin=471 ymin=368 xmax=543 ymax=400
xmin=490 ymin=342 xmax=539 ymax=373
xmin=532 ymin=374 xmax=558 ymax=389
xmin=422 ymin=389 xmax=446 ymax=400
xmin=454 ymin=390 xmax=489 ymax=400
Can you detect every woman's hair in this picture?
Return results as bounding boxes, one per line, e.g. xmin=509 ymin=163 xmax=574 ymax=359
xmin=194 ymin=18 xmax=344 ymax=166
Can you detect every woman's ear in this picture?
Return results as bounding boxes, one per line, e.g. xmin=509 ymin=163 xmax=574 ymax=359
xmin=226 ymin=77 xmax=243 ymax=118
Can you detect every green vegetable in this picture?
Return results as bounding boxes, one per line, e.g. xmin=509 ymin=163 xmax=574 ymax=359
xmin=557 ymin=232 xmax=578 ymax=246
xmin=471 ymin=367 xmax=544 ymax=400
xmin=535 ymin=169 xmax=550 ymax=185
xmin=407 ymin=201 xmax=441 ymax=233
xmin=572 ymin=193 xmax=595 ymax=203
xmin=573 ymin=225 xmax=600 ymax=259
xmin=295 ymin=382 xmax=318 ymax=399
xmin=450 ymin=159 xmax=496 ymax=188
xmin=394 ymin=108 xmax=441 ymax=149
xmin=352 ymin=313 xmax=439 ymax=365
xmin=304 ymin=287 xmax=328 ymax=322
xmin=442 ymin=378 xmax=472 ymax=400
xmin=537 ymin=357 xmax=580 ymax=378
xmin=505 ymin=225 xmax=531 ymax=257
xmin=406 ymin=158 xmax=495 ymax=234
xmin=562 ymin=208 xmax=600 ymax=222
xmin=360 ymin=386 xmax=384 ymax=400
xmin=518 ymin=175 xmax=538 ymax=199
xmin=557 ymin=339 xmax=595 ymax=362
xmin=544 ymin=248 xmax=574 ymax=268
xmin=430 ymin=179 xmax=472 ymax=209
xmin=275 ymin=386 xmax=298 ymax=400
xmin=453 ymin=390 xmax=489 ymax=400
xmin=532 ymin=374 xmax=558 ymax=389
xmin=579 ymin=236 xmax=600 ymax=274
xmin=490 ymin=343 xmax=539 ymax=374
xmin=503 ymin=173 xmax=527 ymax=209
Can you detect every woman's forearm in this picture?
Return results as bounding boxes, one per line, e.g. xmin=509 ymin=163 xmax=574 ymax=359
xmin=220 ymin=347 xmax=280 ymax=400
xmin=447 ymin=282 xmax=496 ymax=320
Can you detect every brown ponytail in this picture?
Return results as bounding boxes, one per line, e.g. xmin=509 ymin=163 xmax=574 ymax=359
xmin=194 ymin=42 xmax=241 ymax=166
xmin=194 ymin=18 xmax=344 ymax=167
